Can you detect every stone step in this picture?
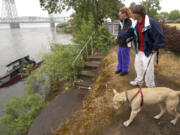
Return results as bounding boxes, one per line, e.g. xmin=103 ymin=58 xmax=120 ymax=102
xmin=86 ymin=55 xmax=104 ymax=61
xmin=79 ymin=76 xmax=95 ymax=82
xmin=76 ymin=85 xmax=91 ymax=90
xmin=80 ymin=70 xmax=97 ymax=78
xmin=84 ymin=61 xmax=101 ymax=69
xmin=74 ymin=79 xmax=92 ymax=87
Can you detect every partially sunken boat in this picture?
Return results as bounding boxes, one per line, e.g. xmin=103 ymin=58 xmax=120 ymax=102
xmin=0 ymin=56 xmax=42 ymax=88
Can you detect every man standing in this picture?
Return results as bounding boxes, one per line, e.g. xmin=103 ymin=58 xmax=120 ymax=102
xmin=117 ymin=5 xmax=165 ymax=88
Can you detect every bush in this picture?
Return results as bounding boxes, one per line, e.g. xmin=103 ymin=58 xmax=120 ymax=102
xmin=160 ymin=22 xmax=180 ymax=55
xmin=93 ymin=25 xmax=114 ymax=53
xmin=0 ymin=93 xmax=46 ymax=135
xmin=39 ymin=44 xmax=84 ymax=88
xmin=73 ymin=13 xmax=113 ymax=54
xmin=56 ymin=22 xmax=72 ymax=33
xmin=24 ymin=44 xmax=84 ymax=97
xmin=73 ymin=13 xmax=95 ymax=47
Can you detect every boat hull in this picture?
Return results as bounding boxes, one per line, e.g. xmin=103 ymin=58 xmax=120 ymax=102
xmin=0 ymin=61 xmax=42 ymax=88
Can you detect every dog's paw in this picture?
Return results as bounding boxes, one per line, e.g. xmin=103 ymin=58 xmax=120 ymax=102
xmin=123 ymin=121 xmax=130 ymax=127
xmin=153 ymin=115 xmax=160 ymax=119
xmin=170 ymin=119 xmax=176 ymax=125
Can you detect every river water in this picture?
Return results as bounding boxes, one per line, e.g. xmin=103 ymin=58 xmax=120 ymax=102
xmin=0 ymin=23 xmax=73 ymax=117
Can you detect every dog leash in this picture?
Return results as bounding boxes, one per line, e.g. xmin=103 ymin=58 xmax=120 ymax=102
xmin=129 ymin=85 xmax=143 ymax=106
xmin=128 ymin=54 xmax=154 ymax=106
xmin=125 ymin=85 xmax=143 ymax=107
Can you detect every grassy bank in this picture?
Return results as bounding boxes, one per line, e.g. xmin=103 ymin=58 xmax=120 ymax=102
xmin=155 ymin=49 xmax=180 ymax=87
xmin=167 ymin=23 xmax=180 ymax=29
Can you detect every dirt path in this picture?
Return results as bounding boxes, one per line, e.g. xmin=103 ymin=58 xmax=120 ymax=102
xmin=28 ymin=88 xmax=88 ymax=135
xmin=97 ymin=53 xmax=180 ymax=135
xmin=97 ymin=77 xmax=180 ymax=135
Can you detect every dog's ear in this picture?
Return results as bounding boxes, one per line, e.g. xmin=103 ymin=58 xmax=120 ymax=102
xmin=113 ymin=89 xmax=118 ymax=95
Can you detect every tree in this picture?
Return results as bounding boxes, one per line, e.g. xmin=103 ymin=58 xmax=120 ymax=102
xmin=39 ymin=0 xmax=124 ymax=27
xmin=168 ymin=10 xmax=180 ymax=20
xmin=97 ymin=0 xmax=124 ymax=20
xmin=141 ymin=0 xmax=161 ymax=19
xmin=158 ymin=12 xmax=169 ymax=20
xmin=129 ymin=2 xmax=136 ymax=11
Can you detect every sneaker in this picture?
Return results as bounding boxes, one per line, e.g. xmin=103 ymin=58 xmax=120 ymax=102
xmin=115 ymin=70 xmax=122 ymax=74
xmin=120 ymin=72 xmax=128 ymax=76
xmin=130 ymin=80 xmax=139 ymax=86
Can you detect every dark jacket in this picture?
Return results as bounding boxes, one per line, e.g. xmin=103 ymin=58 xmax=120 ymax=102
xmin=117 ymin=15 xmax=165 ymax=57
xmin=117 ymin=18 xmax=132 ymax=47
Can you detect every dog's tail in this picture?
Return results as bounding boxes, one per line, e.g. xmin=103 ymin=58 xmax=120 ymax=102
xmin=176 ymin=91 xmax=180 ymax=95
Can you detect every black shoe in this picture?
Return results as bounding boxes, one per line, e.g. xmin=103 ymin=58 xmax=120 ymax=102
xmin=115 ymin=70 xmax=122 ymax=74
xmin=120 ymin=72 xmax=128 ymax=76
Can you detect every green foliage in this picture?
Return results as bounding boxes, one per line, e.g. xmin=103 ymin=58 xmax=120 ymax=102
xmin=158 ymin=12 xmax=169 ymax=20
xmin=73 ymin=13 xmax=95 ymax=47
xmin=73 ymin=13 xmax=112 ymax=54
xmin=56 ymin=22 xmax=72 ymax=33
xmin=168 ymin=10 xmax=180 ymax=20
xmin=0 ymin=93 xmax=46 ymax=135
xmin=93 ymin=25 xmax=113 ymax=53
xmin=24 ymin=44 xmax=84 ymax=97
xmin=40 ymin=0 xmax=68 ymax=14
xmin=141 ymin=0 xmax=161 ymax=19
xmin=40 ymin=0 xmax=124 ymax=27
xmin=40 ymin=44 xmax=84 ymax=87
xmin=57 ymin=22 xmax=69 ymax=28
xmin=97 ymin=0 xmax=124 ymax=20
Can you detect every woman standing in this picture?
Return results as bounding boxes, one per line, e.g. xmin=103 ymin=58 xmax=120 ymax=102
xmin=115 ymin=8 xmax=132 ymax=76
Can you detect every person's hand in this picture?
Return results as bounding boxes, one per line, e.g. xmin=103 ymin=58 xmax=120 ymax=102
xmin=152 ymin=50 xmax=157 ymax=54
xmin=114 ymin=37 xmax=118 ymax=43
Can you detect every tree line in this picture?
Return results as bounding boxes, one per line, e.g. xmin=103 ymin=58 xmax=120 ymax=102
xmin=40 ymin=0 xmax=180 ymax=24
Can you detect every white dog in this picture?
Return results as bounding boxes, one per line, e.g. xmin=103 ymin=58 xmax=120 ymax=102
xmin=113 ymin=87 xmax=180 ymax=127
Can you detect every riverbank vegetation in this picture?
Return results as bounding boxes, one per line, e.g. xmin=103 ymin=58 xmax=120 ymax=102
xmin=0 ymin=91 xmax=46 ymax=135
xmin=0 ymin=45 xmax=85 ymax=135
xmin=1 ymin=0 xmax=180 ymax=135
xmin=56 ymin=22 xmax=72 ymax=33
xmin=0 ymin=3 xmax=114 ymax=135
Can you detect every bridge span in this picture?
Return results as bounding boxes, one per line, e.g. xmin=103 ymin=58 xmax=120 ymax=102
xmin=0 ymin=17 xmax=70 ymax=24
xmin=0 ymin=17 xmax=70 ymax=28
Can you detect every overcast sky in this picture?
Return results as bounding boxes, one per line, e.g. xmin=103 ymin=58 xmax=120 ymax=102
xmin=0 ymin=0 xmax=179 ymax=17
xmin=124 ymin=0 xmax=180 ymax=12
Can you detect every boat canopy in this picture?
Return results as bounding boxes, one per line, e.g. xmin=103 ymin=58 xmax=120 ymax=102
xmin=6 ymin=55 xmax=30 ymax=67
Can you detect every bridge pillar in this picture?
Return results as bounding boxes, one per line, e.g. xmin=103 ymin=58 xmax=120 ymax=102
xmin=1 ymin=0 xmax=20 ymax=29
xmin=49 ymin=14 xmax=55 ymax=29
xmin=10 ymin=22 xmax=20 ymax=29
xmin=50 ymin=22 xmax=55 ymax=29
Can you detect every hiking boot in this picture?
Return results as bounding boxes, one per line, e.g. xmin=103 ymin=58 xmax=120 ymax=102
xmin=115 ymin=70 xmax=122 ymax=74
xmin=120 ymin=72 xmax=128 ymax=76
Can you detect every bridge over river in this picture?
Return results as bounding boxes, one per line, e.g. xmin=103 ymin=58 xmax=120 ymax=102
xmin=0 ymin=17 xmax=70 ymax=24
xmin=0 ymin=0 xmax=70 ymax=28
